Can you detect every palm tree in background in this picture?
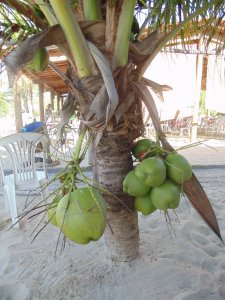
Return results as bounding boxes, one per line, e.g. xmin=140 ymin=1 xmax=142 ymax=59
xmin=0 ymin=0 xmax=224 ymax=262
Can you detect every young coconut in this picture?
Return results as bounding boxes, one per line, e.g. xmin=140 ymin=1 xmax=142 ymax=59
xmin=25 ymin=48 xmax=49 ymax=72
xmin=150 ymin=179 xmax=181 ymax=211
xmin=123 ymin=169 xmax=151 ymax=197
xmin=134 ymin=157 xmax=166 ymax=187
xmin=47 ymin=194 xmax=62 ymax=227
xmin=132 ymin=138 xmax=156 ymax=161
xmin=134 ymin=193 xmax=156 ymax=216
xmin=56 ymin=187 xmax=107 ymax=245
xmin=165 ymin=153 xmax=192 ymax=184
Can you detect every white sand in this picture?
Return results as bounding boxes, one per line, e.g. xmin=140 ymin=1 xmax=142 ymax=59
xmin=1 ymin=140 xmax=225 ymax=300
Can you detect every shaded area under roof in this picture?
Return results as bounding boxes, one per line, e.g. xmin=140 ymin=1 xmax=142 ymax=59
xmin=22 ymin=48 xmax=69 ymax=95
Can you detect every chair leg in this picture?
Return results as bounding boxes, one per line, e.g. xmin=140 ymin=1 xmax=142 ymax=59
xmin=3 ymin=189 xmax=10 ymax=213
xmin=4 ymin=183 xmax=19 ymax=229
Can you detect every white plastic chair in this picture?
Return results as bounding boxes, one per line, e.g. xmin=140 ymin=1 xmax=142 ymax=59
xmin=0 ymin=132 xmax=49 ymax=228
xmin=0 ymin=160 xmax=10 ymax=212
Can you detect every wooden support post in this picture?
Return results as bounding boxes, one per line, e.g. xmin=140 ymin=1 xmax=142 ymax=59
xmin=57 ymin=94 xmax=60 ymax=112
xmin=13 ymin=80 xmax=23 ymax=132
xmin=60 ymin=96 xmax=64 ymax=109
xmin=39 ymin=83 xmax=45 ymax=122
xmin=50 ymin=91 xmax=55 ymax=110
xmin=191 ymin=44 xmax=204 ymax=142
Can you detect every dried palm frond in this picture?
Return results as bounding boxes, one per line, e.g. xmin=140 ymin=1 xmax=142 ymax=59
xmin=129 ymin=30 xmax=166 ymax=64
xmin=80 ymin=21 xmax=105 ymax=49
xmin=114 ymin=91 xmax=136 ymax=124
xmin=3 ymin=21 xmax=105 ymax=85
xmin=3 ymin=25 xmax=68 ymax=85
xmin=143 ymin=77 xmax=172 ymax=102
xmin=80 ymin=41 xmax=119 ymax=131
xmin=184 ymin=174 xmax=223 ymax=241
xmin=88 ymin=42 xmax=118 ymax=121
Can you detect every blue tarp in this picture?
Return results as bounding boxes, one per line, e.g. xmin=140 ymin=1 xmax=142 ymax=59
xmin=21 ymin=121 xmax=45 ymax=132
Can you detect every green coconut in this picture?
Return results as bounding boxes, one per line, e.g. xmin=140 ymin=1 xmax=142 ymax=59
xmin=56 ymin=188 xmax=107 ymax=245
xmin=166 ymin=153 xmax=192 ymax=184
xmin=150 ymin=179 xmax=181 ymax=211
xmin=134 ymin=193 xmax=156 ymax=215
xmin=25 ymin=48 xmax=49 ymax=72
xmin=132 ymin=138 xmax=156 ymax=160
xmin=123 ymin=170 xmax=151 ymax=197
xmin=134 ymin=157 xmax=166 ymax=187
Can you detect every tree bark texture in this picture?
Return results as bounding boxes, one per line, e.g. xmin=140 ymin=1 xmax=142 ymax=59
xmin=96 ymin=133 xmax=139 ymax=262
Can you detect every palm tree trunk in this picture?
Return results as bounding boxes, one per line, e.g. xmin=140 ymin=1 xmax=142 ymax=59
xmin=95 ymin=132 xmax=139 ymax=262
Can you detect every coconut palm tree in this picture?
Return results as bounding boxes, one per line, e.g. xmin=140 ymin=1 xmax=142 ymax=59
xmin=0 ymin=0 xmax=224 ymax=262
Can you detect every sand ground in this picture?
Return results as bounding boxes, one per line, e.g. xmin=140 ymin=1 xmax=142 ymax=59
xmin=0 ymin=137 xmax=225 ymax=300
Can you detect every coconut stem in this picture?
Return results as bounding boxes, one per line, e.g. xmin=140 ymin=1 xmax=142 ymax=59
xmin=49 ymin=0 xmax=97 ymax=77
xmin=113 ymin=0 xmax=136 ymax=68
xmin=72 ymin=124 xmax=88 ymax=163
xmin=83 ymin=0 xmax=102 ymax=20
xmin=34 ymin=0 xmax=58 ymax=25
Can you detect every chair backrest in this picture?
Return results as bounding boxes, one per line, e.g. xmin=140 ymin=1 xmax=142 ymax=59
xmin=0 ymin=133 xmax=48 ymax=189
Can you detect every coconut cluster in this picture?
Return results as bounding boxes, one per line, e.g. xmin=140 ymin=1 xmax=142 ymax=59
xmin=123 ymin=139 xmax=192 ymax=215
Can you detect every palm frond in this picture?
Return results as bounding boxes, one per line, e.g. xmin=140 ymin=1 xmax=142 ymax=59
xmin=0 ymin=1 xmax=44 ymax=58
xmin=136 ymin=0 xmax=225 ymax=55
xmin=81 ymin=41 xmax=119 ymax=130
xmin=143 ymin=77 xmax=172 ymax=102
xmin=0 ymin=0 xmax=47 ymax=29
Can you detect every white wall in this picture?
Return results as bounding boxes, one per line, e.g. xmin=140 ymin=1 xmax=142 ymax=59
xmin=144 ymin=52 xmax=197 ymax=120
xmin=205 ymin=55 xmax=225 ymax=113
